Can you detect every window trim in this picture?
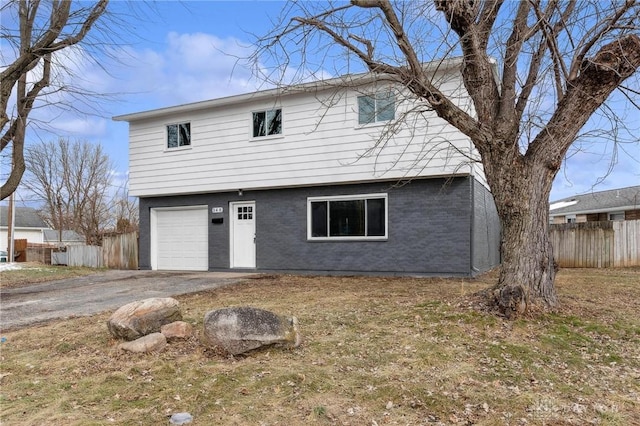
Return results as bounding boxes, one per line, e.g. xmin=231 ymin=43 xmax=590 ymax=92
xmin=251 ymin=107 xmax=283 ymax=140
xmin=165 ymin=121 xmax=192 ymax=151
xmin=307 ymin=193 xmax=389 ymax=241
xmin=356 ymin=91 xmax=396 ymax=127
xmin=608 ymin=211 xmax=625 ymax=221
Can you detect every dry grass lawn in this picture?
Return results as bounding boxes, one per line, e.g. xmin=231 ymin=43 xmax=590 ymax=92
xmin=0 ymin=268 xmax=639 ymax=425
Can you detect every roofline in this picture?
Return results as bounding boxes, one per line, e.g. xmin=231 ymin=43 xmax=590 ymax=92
xmin=549 ymin=185 xmax=640 ymax=204
xmin=112 ymin=57 xmax=465 ymax=123
xmin=549 ymin=204 xmax=639 ymax=216
xmin=0 ymin=226 xmax=46 ymax=230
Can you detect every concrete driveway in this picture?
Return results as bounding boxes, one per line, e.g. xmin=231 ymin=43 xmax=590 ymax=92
xmin=0 ymin=270 xmax=257 ymax=331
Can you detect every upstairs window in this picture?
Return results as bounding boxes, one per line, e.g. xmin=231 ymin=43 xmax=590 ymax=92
xmin=308 ymin=194 xmax=387 ymax=240
xmin=167 ymin=122 xmax=191 ymax=148
xmin=253 ymin=108 xmax=282 ymax=138
xmin=358 ymin=92 xmax=395 ymax=125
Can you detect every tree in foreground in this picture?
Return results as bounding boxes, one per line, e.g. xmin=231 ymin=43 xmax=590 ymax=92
xmin=1 ymin=0 xmax=109 ymax=200
xmin=255 ymin=0 xmax=640 ymax=317
xmin=23 ymin=139 xmax=113 ymax=245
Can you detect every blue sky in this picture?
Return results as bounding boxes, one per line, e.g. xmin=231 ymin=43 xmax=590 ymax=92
xmin=3 ymin=0 xmax=639 ymax=204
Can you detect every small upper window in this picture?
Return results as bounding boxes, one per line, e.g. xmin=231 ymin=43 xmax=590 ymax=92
xmin=358 ymin=92 xmax=395 ymax=125
xmin=167 ymin=122 xmax=191 ymax=148
xmin=253 ymin=108 xmax=282 ymax=138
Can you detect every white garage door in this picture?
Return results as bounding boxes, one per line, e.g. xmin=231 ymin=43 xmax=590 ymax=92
xmin=151 ymin=207 xmax=208 ymax=271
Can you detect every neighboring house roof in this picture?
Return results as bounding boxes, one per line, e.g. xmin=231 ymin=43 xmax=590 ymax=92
xmin=549 ymin=185 xmax=640 ymax=215
xmin=43 ymin=229 xmax=85 ymax=243
xmin=0 ymin=206 xmax=48 ymax=228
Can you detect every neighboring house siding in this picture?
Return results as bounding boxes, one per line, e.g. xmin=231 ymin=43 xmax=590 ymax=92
xmin=0 ymin=229 xmax=44 ymax=252
xmin=139 ymin=177 xmax=486 ymax=275
xmin=1 ymin=206 xmax=48 ymax=251
xmin=586 ymin=213 xmax=608 ymax=222
xmin=126 ymin=77 xmax=477 ymax=198
xmin=472 ymin=179 xmax=501 ymax=273
xmin=625 ymin=209 xmax=640 ymax=220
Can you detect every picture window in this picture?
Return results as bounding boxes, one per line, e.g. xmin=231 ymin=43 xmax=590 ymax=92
xmin=308 ymin=194 xmax=387 ymax=240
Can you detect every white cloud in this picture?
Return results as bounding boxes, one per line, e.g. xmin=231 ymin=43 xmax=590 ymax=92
xmin=52 ymin=117 xmax=107 ymax=137
xmin=551 ymin=146 xmax=640 ymax=200
xmin=110 ymin=32 xmax=262 ymax=108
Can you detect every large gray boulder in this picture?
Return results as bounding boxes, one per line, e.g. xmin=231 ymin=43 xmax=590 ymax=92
xmin=107 ymin=297 xmax=182 ymax=341
xmin=203 ymin=307 xmax=300 ymax=355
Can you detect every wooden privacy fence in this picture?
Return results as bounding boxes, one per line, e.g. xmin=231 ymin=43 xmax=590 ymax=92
xmin=550 ymin=220 xmax=640 ymax=268
xmin=51 ymin=232 xmax=138 ymax=269
xmin=102 ymin=232 xmax=138 ymax=270
xmin=67 ymin=245 xmax=103 ymax=268
xmin=26 ymin=243 xmax=53 ymax=264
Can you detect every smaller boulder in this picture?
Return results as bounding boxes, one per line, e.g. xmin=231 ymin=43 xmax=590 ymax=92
xmin=161 ymin=321 xmax=193 ymax=341
xmin=107 ymin=297 xmax=182 ymax=341
xmin=203 ymin=306 xmax=300 ymax=355
xmin=118 ymin=332 xmax=166 ymax=353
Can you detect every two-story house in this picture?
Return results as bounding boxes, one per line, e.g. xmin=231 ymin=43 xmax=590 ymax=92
xmin=114 ymin=58 xmax=500 ymax=275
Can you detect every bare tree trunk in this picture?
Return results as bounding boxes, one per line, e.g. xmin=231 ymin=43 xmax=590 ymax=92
xmin=488 ymin=161 xmax=558 ymax=317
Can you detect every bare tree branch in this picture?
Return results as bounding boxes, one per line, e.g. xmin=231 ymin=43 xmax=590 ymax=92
xmin=1 ymin=0 xmax=109 ymax=200
xmin=23 ymin=139 xmax=114 ymax=244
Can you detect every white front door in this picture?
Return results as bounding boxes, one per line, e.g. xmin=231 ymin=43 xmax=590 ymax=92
xmin=230 ymin=201 xmax=256 ymax=268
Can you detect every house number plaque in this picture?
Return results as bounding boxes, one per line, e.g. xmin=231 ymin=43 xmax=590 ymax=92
xmin=211 ymin=207 xmax=223 ymax=214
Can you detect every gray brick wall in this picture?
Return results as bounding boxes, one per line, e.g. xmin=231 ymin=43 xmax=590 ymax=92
xmin=471 ymin=180 xmax=501 ymax=273
xmin=139 ymin=177 xmax=484 ymax=275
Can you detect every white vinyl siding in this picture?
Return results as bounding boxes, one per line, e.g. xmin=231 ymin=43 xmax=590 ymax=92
xmin=0 ymin=228 xmax=44 ymax=252
xmin=125 ymin=70 xmax=478 ymax=197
